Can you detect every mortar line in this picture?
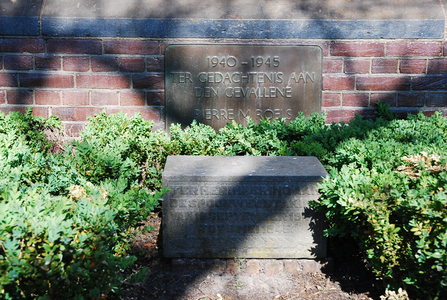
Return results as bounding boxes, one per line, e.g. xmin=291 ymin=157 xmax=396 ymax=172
xmin=39 ymin=0 xmax=47 ymax=37
xmin=440 ymin=0 xmax=447 ymax=41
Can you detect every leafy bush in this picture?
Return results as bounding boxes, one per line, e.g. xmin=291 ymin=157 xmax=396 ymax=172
xmin=0 ymin=107 xmax=61 ymax=154
xmin=0 ymin=110 xmax=165 ymax=299
xmin=0 ymin=184 xmax=135 ymax=299
xmin=2 ymin=104 xmax=447 ymax=299
xmin=78 ymin=108 xmax=447 ymax=298
xmin=310 ymin=106 xmax=447 ymax=298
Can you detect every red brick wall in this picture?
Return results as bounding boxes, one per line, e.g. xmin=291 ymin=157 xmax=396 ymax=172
xmin=1 ymin=38 xmax=446 ymax=133
xmin=323 ymin=41 xmax=447 ymax=123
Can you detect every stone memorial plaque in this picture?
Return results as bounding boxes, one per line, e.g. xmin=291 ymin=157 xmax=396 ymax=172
xmin=162 ymin=156 xmax=328 ymax=258
xmin=165 ymin=45 xmax=322 ymax=130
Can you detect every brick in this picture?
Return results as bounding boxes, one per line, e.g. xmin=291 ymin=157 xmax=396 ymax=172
xmin=0 ymin=39 xmax=45 ymax=53
xmin=48 ymin=39 xmax=102 ymax=55
xmin=133 ymin=74 xmax=164 ymax=90
xmin=4 ymin=55 xmax=33 ymax=70
xmin=246 ymin=260 xmax=260 ymax=275
xmin=7 ymin=90 xmax=33 ymax=105
xmin=322 ymin=93 xmax=341 ymax=107
xmin=413 ymin=76 xmax=447 ymax=91
xmin=76 ymin=74 xmax=131 ymax=89
xmin=323 ymin=76 xmax=355 ymax=91
xmin=387 ymin=42 xmax=442 ymax=57
xmin=0 ymin=91 xmax=5 ymax=104
xmin=106 ymin=107 xmax=161 ymax=121
xmin=330 ymin=42 xmax=384 ymax=57
xmin=400 ymin=59 xmax=426 ymax=74
xmin=342 ymin=93 xmax=369 ymax=107
xmin=265 ymin=261 xmax=282 ymax=276
xmin=62 ymin=91 xmax=89 ymax=105
xmin=301 ymin=260 xmax=317 ymax=273
xmin=63 ymin=56 xmax=90 ymax=72
xmin=191 ymin=260 xmax=205 ymax=270
xmin=1 ymin=106 xmax=46 ymax=119
xmin=120 ymin=91 xmax=145 ymax=106
xmin=370 ymin=93 xmax=397 ymax=107
xmin=32 ymin=107 xmax=48 ymax=118
xmin=397 ymin=93 xmax=425 ymax=107
xmin=372 ymin=59 xmax=398 ymax=74
xmin=171 ymin=259 xmax=186 ymax=271
xmin=422 ymin=110 xmax=438 ymax=117
xmin=104 ymin=40 xmax=159 ymax=55
xmin=284 ymin=260 xmax=299 ymax=275
xmin=35 ymin=90 xmax=61 ymax=105
xmin=0 ymin=106 xmax=27 ymax=115
xmin=147 ymin=56 xmax=164 ymax=72
xmin=426 ymin=93 xmax=447 ymax=107
xmin=151 ymin=121 xmax=165 ymax=131
xmin=0 ymin=73 xmax=18 ymax=87
xmin=318 ymin=42 xmax=329 ymax=57
xmin=91 ymin=91 xmax=119 ymax=106
xmin=356 ymin=77 xmax=410 ymax=91
xmin=393 ymin=108 xmax=420 ymax=118
xmin=226 ymin=260 xmax=239 ymax=275
xmin=325 ymin=108 xmax=375 ymax=123
xmin=52 ymin=107 xmax=102 ymax=121
xmin=344 ymin=59 xmax=370 ymax=74
xmin=92 ymin=57 xmax=118 ymax=72
xmin=119 ymin=57 xmax=145 ymax=73
xmin=20 ymin=74 xmax=74 ymax=88
xmin=35 ymin=56 xmax=62 ymax=71
xmin=64 ymin=123 xmax=85 ymax=137
xmin=323 ymin=59 xmax=343 ymax=73
xmin=427 ymin=59 xmax=447 ymax=74
xmin=206 ymin=260 xmax=225 ymax=274
xmin=147 ymin=91 xmax=164 ymax=106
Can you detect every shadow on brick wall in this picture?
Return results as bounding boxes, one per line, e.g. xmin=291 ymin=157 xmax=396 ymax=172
xmin=1 ymin=1 xmax=447 ymax=298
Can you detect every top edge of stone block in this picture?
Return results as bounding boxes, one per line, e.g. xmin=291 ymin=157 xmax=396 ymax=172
xmin=0 ymin=0 xmax=43 ymax=17
xmin=1 ymin=0 xmax=445 ymax=38
xmin=162 ymin=156 xmax=328 ymax=181
xmin=42 ymin=0 xmax=444 ymax=20
xmin=0 ymin=0 xmax=42 ymax=35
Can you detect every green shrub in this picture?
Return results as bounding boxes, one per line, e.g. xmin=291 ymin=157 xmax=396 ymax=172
xmin=0 ymin=107 xmax=61 ymax=154
xmin=3 ymin=105 xmax=447 ymax=299
xmin=311 ymin=108 xmax=447 ymax=298
xmin=0 ymin=110 xmax=166 ymax=299
xmin=0 ymin=184 xmax=137 ymax=299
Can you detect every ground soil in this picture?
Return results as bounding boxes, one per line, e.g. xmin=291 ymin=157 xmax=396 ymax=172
xmin=120 ymin=210 xmax=385 ymax=300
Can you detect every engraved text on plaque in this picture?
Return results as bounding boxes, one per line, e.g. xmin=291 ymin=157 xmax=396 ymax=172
xmin=165 ymin=45 xmax=322 ymax=130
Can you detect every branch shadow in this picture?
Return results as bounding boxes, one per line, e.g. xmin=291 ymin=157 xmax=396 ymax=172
xmin=0 ymin=1 xmax=446 ymax=299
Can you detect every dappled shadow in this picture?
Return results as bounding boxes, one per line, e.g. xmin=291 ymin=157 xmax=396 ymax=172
xmin=163 ymin=157 xmax=327 ymax=259
xmin=162 ymin=156 xmax=328 ymax=299
xmin=0 ymin=1 xmax=446 ymax=299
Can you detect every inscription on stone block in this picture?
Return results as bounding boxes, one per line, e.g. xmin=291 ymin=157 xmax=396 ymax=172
xmin=162 ymin=156 xmax=328 ymax=258
xmin=165 ymin=45 xmax=322 ymax=130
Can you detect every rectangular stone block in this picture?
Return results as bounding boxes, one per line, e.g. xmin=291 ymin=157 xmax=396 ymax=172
xmin=162 ymin=156 xmax=328 ymax=259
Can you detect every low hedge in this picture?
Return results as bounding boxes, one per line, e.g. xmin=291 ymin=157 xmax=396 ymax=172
xmin=1 ymin=103 xmax=447 ymax=298
xmin=0 ymin=109 xmax=165 ymax=299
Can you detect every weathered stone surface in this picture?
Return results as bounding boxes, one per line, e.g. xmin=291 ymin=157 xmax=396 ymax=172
xmin=42 ymin=0 xmax=444 ymax=20
xmin=162 ymin=156 xmax=328 ymax=258
xmin=1 ymin=0 xmax=444 ymax=38
xmin=0 ymin=0 xmax=42 ymax=36
xmin=40 ymin=0 xmax=445 ymax=38
xmin=165 ymin=44 xmax=322 ymax=130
